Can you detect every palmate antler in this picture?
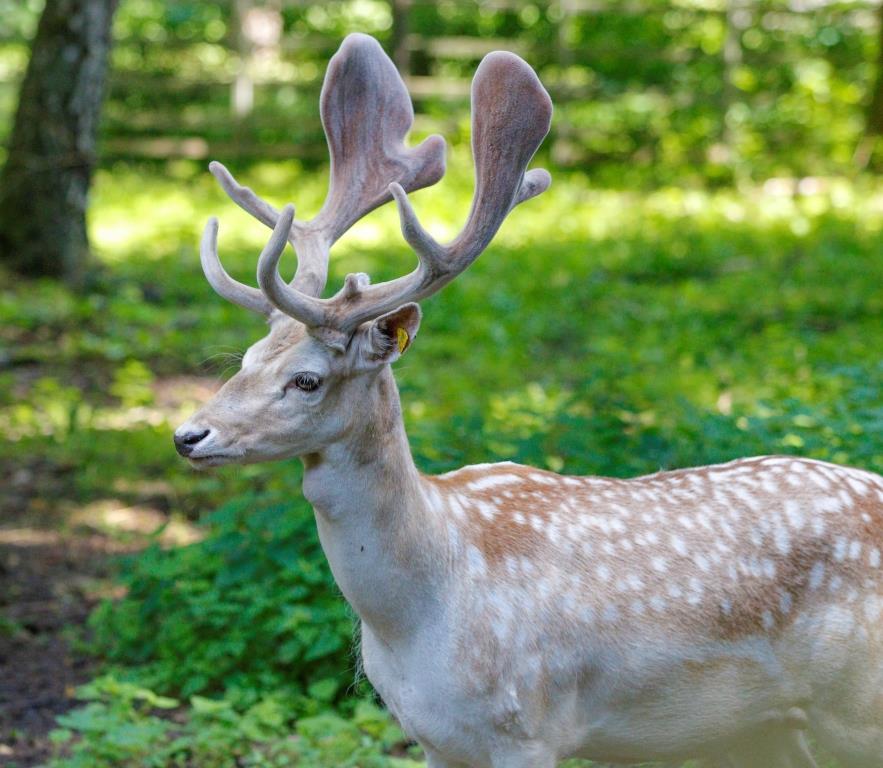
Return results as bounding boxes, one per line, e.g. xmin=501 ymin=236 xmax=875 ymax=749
xmin=201 ymin=33 xmax=446 ymax=314
xmin=202 ymin=34 xmax=552 ymax=341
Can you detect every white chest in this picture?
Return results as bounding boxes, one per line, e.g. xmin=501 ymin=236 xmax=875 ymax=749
xmin=360 ymin=621 xmax=506 ymax=765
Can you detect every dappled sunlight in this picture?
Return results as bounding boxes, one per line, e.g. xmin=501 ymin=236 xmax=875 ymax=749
xmin=4 ymin=2 xmax=883 ymax=761
xmin=88 ymin=156 xmax=883 ymax=282
xmin=0 ymin=527 xmax=67 ymax=547
xmin=0 ymin=372 xmax=217 ymax=442
xmin=66 ymin=499 xmax=203 ymax=546
xmin=9 ymin=168 xmax=882 ymax=483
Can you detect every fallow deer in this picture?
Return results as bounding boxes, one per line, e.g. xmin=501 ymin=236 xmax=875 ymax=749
xmin=175 ymin=33 xmax=883 ymax=768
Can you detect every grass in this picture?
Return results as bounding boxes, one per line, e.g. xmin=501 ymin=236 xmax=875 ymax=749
xmin=2 ymin=156 xmax=881 ymax=765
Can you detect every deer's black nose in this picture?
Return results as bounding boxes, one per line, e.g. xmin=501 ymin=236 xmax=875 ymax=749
xmin=174 ymin=428 xmax=210 ymax=456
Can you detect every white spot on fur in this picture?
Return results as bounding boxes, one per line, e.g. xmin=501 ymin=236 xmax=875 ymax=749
xmin=670 ymin=534 xmax=688 ymax=556
xmin=846 ymin=476 xmax=868 ymax=495
xmin=609 ymin=518 xmax=627 ymax=534
xmin=468 ymin=474 xmax=522 ymax=492
xmin=809 ymin=561 xmax=825 ymax=590
xmin=833 ymin=536 xmax=848 ymax=563
xmin=448 ymin=494 xmax=466 ymax=520
xmin=773 ymin=525 xmax=791 ymax=555
xmin=779 ymin=592 xmax=793 ymax=614
xmin=760 ymin=478 xmax=779 ymax=495
xmin=649 ymin=595 xmax=667 ymax=612
xmin=813 ymin=496 xmax=842 ymax=514
xmin=849 ymin=540 xmax=863 ymax=561
xmin=424 ymin=484 xmax=445 ymax=514
xmin=476 ymin=500 xmax=497 ymax=521
xmin=446 ymin=522 xmax=462 ymax=555
xmin=783 ymin=500 xmax=805 ymax=529
xmin=870 ymin=548 xmax=881 ymax=568
xmin=466 ymin=545 xmax=487 ymax=576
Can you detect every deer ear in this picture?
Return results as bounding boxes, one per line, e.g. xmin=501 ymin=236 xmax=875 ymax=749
xmin=351 ymin=303 xmax=421 ymax=370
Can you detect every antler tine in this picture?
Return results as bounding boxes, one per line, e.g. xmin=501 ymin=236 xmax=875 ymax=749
xmin=200 ymin=216 xmax=273 ymax=316
xmin=200 ymin=205 xmax=295 ymax=317
xmin=205 ymin=33 xmax=446 ymax=309
xmin=392 ymin=52 xmax=552 ymax=270
xmin=209 ymin=161 xmax=281 ymax=232
xmin=257 ymin=50 xmax=552 ymax=336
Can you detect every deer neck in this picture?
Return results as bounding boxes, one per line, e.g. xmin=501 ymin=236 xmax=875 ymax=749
xmin=301 ymin=367 xmax=445 ymax=643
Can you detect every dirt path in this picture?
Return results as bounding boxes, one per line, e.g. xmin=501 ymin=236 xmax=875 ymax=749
xmin=0 ymin=460 xmax=173 ymax=767
xmin=0 ymin=527 xmax=120 ymax=767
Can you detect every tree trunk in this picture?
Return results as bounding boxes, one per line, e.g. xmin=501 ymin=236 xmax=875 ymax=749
xmin=0 ymin=0 xmax=118 ymax=283
xmin=390 ymin=0 xmax=411 ymax=76
xmin=868 ymin=1 xmax=883 ymax=138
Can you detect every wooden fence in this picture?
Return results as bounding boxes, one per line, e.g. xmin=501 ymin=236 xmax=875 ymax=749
xmin=0 ymin=0 xmax=880 ymax=168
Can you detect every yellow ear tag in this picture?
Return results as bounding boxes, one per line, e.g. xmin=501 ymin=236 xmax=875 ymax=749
xmin=396 ymin=327 xmax=410 ymax=354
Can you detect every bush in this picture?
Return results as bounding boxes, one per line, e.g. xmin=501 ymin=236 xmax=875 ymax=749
xmin=88 ymin=494 xmax=355 ymax=708
xmin=48 ymin=676 xmax=420 ymax=768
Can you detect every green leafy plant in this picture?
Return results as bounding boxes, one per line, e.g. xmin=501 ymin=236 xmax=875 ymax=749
xmin=48 ymin=676 xmax=419 ymax=768
xmin=88 ymin=494 xmax=354 ymax=707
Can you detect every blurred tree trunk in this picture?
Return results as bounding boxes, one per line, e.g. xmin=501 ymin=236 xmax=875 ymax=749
xmin=232 ymin=0 xmax=255 ymax=118
xmin=857 ymin=0 xmax=883 ymax=168
xmin=0 ymin=0 xmax=118 ymax=284
xmin=867 ymin=2 xmax=883 ymax=136
xmin=390 ymin=0 xmax=411 ymax=75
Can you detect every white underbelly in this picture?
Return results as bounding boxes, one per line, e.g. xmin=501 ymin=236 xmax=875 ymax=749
xmin=361 ymin=622 xmax=823 ymax=765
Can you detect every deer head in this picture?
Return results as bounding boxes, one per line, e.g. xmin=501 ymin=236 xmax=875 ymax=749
xmin=174 ymin=34 xmax=552 ymax=466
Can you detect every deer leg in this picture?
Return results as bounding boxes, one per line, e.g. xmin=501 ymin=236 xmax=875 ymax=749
xmin=727 ymin=727 xmax=818 ymax=768
xmin=489 ymin=743 xmax=556 ymax=768
xmin=423 ymin=746 xmax=465 ymax=768
xmin=785 ymin=729 xmax=819 ymax=768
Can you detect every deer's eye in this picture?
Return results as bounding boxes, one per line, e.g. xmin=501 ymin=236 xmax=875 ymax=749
xmin=287 ymin=372 xmax=321 ymax=393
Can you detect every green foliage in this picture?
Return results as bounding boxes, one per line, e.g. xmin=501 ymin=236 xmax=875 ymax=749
xmin=2 ymin=1 xmax=881 ymax=178
xmin=89 ymin=494 xmax=354 ymax=706
xmin=3 ymin=3 xmax=881 ymax=763
xmin=48 ymin=676 xmax=418 ymax=768
xmin=1 ymin=162 xmax=881 ymax=764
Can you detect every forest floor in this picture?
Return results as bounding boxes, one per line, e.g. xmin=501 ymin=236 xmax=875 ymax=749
xmin=1 ymin=169 xmax=881 ymax=767
xmin=0 ymin=463 xmax=117 ymax=767
xmin=0 ymin=380 xmax=203 ymax=767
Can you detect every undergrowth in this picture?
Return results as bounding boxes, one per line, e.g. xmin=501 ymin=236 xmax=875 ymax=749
xmin=2 ymin=164 xmax=880 ymax=766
